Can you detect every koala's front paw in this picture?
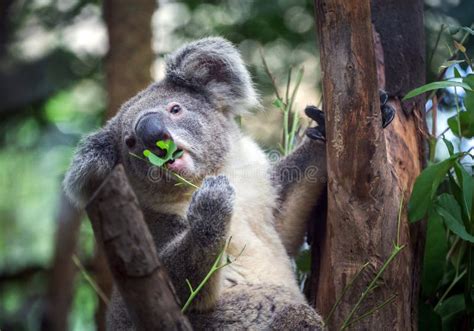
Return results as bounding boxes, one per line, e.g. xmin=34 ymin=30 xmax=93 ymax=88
xmin=305 ymin=105 xmax=326 ymax=142
xmin=379 ymin=90 xmax=396 ymax=128
xmin=188 ymin=175 xmax=235 ymax=242
xmin=304 ymin=90 xmax=395 ymax=139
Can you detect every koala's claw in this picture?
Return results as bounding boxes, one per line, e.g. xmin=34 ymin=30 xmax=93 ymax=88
xmin=305 ymin=105 xmax=326 ymax=142
xmin=379 ymin=90 xmax=396 ymax=128
xmin=188 ymin=175 xmax=234 ymax=246
xmin=191 ymin=175 xmax=235 ymax=215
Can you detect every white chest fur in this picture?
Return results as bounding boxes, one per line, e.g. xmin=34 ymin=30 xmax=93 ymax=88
xmin=220 ymin=135 xmax=303 ymax=300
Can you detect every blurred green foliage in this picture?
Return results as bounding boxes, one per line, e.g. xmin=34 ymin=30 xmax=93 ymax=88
xmin=0 ymin=0 xmax=473 ymax=330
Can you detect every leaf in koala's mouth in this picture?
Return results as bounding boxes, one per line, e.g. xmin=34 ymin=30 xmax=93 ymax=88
xmin=142 ymin=139 xmax=184 ymax=167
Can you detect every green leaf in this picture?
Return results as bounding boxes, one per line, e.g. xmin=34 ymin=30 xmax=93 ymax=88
xmin=443 ymin=138 xmax=455 ymax=156
xmin=454 ymin=162 xmax=474 ymax=219
xmin=436 ymin=294 xmax=465 ymax=330
xmin=453 ymin=66 xmax=464 ymax=78
xmin=463 ymin=74 xmax=474 ymax=112
xmin=272 ymin=98 xmax=285 ymax=110
xmin=409 ymin=157 xmax=458 ymax=222
xmin=436 ymin=194 xmax=474 ymax=243
xmin=156 ymin=139 xmax=178 ymax=160
xmin=143 ymin=149 xmax=166 ymax=167
xmin=173 ymin=149 xmax=184 ymax=159
xmin=142 ymin=139 xmax=183 ymax=167
xmin=440 ymin=60 xmax=465 ymax=72
xmin=447 ymin=109 xmax=474 ymax=138
xmin=422 ymin=212 xmax=448 ymax=297
xmin=403 ymin=81 xmax=473 ymax=101
xmin=295 ymin=249 xmax=311 ymax=274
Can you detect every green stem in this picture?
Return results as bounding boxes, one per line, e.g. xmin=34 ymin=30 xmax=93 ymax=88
xmin=285 ymin=67 xmax=304 ymax=154
xmin=181 ymin=239 xmax=245 ymax=313
xmin=172 ymin=172 xmax=199 ymax=189
xmin=72 ymin=254 xmax=110 ymax=305
xmin=434 ymin=269 xmax=467 ymax=311
xmin=453 ymin=86 xmax=463 ymax=150
xmin=325 ymin=262 xmax=370 ymax=325
xmin=428 ymin=24 xmax=445 ymax=69
xmin=340 ymin=245 xmax=405 ymax=330
xmin=344 ymin=295 xmax=397 ymax=329
xmin=181 ymin=249 xmax=225 ymax=313
xmin=259 ymin=47 xmax=282 ymax=101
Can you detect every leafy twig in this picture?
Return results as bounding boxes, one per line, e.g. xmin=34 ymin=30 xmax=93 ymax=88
xmin=181 ymin=237 xmax=245 ymax=313
xmin=340 ymin=244 xmax=405 ymax=330
xmin=325 ymin=262 xmax=370 ymax=325
xmin=344 ymin=295 xmax=397 ymax=329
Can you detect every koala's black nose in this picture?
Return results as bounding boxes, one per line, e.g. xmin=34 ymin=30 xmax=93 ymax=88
xmin=135 ymin=113 xmax=171 ymax=150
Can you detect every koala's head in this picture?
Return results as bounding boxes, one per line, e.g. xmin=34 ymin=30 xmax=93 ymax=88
xmin=64 ymin=37 xmax=260 ymax=206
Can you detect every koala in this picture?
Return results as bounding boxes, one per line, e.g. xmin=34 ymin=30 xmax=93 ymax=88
xmin=64 ymin=37 xmax=352 ymax=330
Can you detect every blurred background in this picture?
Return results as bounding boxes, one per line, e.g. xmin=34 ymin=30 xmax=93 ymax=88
xmin=0 ymin=0 xmax=473 ymax=330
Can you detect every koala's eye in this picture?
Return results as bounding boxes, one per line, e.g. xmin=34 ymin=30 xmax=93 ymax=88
xmin=169 ymin=104 xmax=181 ymax=115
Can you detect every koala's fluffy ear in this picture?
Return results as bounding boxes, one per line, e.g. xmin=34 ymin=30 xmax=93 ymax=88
xmin=165 ymin=37 xmax=260 ymax=115
xmin=63 ymin=119 xmax=119 ymax=208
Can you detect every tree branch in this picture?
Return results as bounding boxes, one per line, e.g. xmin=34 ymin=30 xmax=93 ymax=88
xmin=85 ymin=164 xmax=192 ymax=331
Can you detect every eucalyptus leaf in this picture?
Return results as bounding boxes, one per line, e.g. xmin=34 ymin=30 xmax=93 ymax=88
xmin=454 ymin=162 xmax=474 ymax=219
xmin=463 ymin=74 xmax=474 ymax=112
xmin=447 ymin=110 xmax=474 ymax=138
xmin=143 ymin=139 xmax=183 ymax=167
xmin=443 ymin=138 xmax=455 ymax=156
xmin=440 ymin=60 xmax=465 ymax=71
xmin=437 ymin=294 xmax=466 ymax=330
xmin=436 ymin=194 xmax=474 ymax=243
xmin=403 ymin=81 xmax=473 ymax=101
xmin=272 ymin=98 xmax=285 ymax=110
xmin=409 ymin=156 xmax=459 ymax=222
xmin=143 ymin=149 xmax=166 ymax=167
xmin=422 ymin=212 xmax=448 ymax=297
xmin=453 ymin=66 xmax=463 ymax=79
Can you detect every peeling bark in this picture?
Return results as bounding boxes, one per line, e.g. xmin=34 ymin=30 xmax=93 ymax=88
xmin=311 ymin=0 xmax=425 ymax=329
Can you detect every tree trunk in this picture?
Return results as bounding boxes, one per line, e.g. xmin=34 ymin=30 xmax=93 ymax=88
xmin=40 ymin=193 xmax=82 ymax=331
xmin=94 ymin=1 xmax=156 ymax=329
xmin=86 ymin=165 xmax=192 ymax=331
xmin=311 ymin=0 xmax=426 ymax=329
xmin=104 ymin=0 xmax=155 ymax=118
xmin=43 ymin=1 xmax=155 ymax=330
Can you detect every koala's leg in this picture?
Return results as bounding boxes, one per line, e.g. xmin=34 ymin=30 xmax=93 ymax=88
xmin=272 ymin=116 xmax=327 ymax=256
xmin=159 ymin=175 xmax=235 ymax=311
xmin=188 ymin=284 xmax=324 ymax=330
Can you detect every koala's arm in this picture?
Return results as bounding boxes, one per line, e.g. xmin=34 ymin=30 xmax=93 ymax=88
xmin=63 ymin=118 xmax=119 ymax=207
xmin=158 ymin=176 xmax=235 ymax=311
xmin=272 ymin=106 xmax=327 ymax=257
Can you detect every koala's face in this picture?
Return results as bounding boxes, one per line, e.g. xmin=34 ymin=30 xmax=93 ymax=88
xmin=63 ymin=37 xmax=260 ymax=206
xmin=118 ymin=82 xmax=232 ymax=186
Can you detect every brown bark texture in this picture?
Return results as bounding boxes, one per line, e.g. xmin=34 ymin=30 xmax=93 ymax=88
xmin=312 ymin=0 xmax=426 ymax=330
xmin=40 ymin=193 xmax=82 ymax=331
xmin=43 ymin=1 xmax=156 ymax=329
xmin=96 ymin=1 xmax=156 ymax=328
xmin=104 ymin=0 xmax=155 ymax=118
xmin=86 ymin=164 xmax=193 ymax=331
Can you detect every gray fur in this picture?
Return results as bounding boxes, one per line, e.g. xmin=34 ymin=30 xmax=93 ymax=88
xmin=63 ymin=37 xmax=325 ymax=330
xmin=166 ymin=37 xmax=260 ymax=115
xmin=272 ymin=139 xmax=327 ymax=256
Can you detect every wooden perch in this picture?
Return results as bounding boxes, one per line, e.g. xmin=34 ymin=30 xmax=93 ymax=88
xmin=86 ymin=164 xmax=192 ymax=331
